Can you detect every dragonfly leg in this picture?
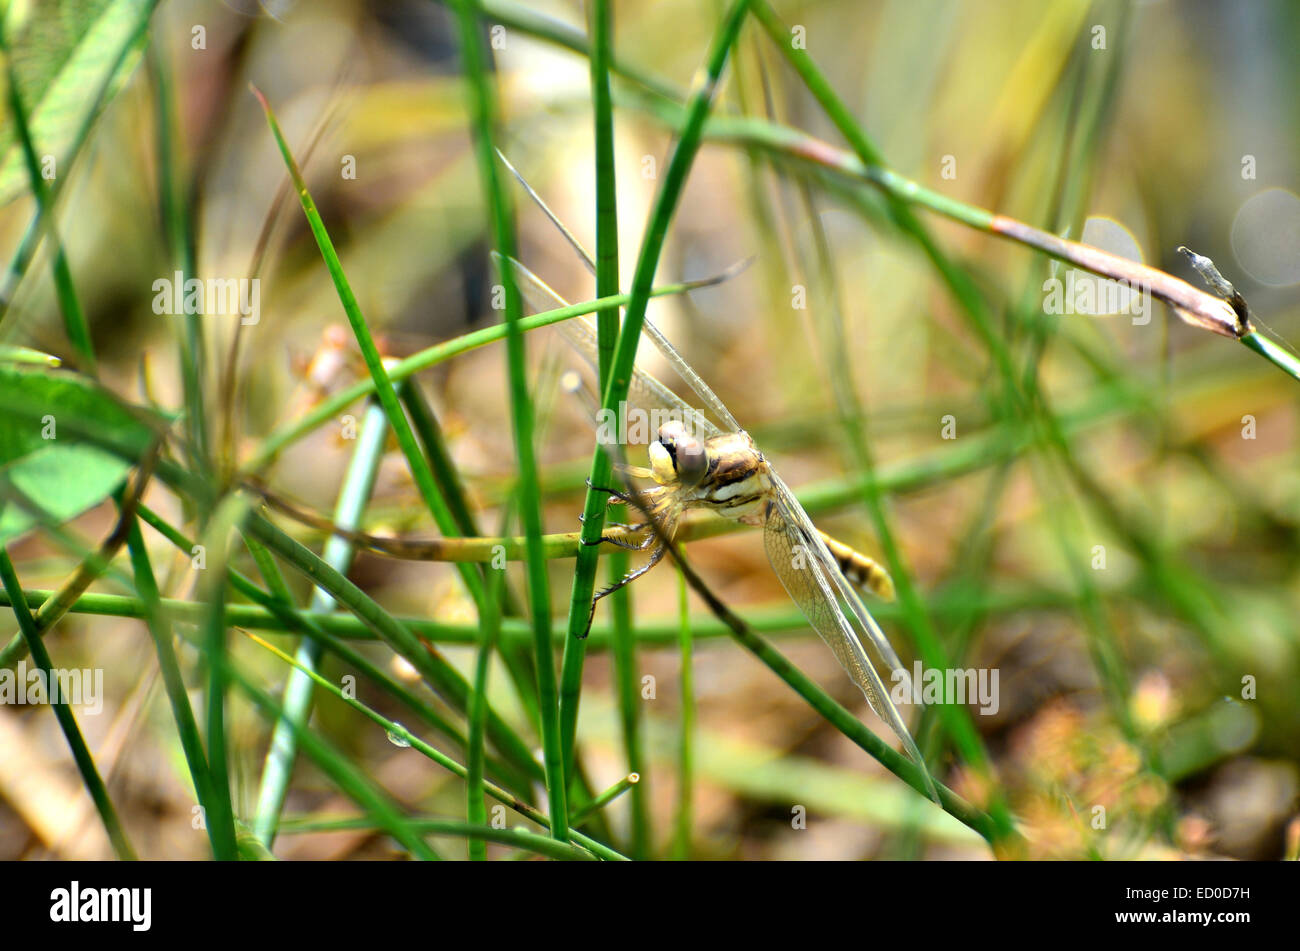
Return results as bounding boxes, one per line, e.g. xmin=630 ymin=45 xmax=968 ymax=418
xmin=592 ymin=528 xmax=657 ymax=551
xmin=577 ymin=522 xmax=656 ymax=551
xmin=579 ymin=512 xmax=646 ymax=533
xmin=603 ymin=519 xmax=647 ymax=533
xmin=584 ymin=477 xmax=633 ymax=503
xmin=579 ymin=481 xmax=658 ymax=549
xmin=578 ymin=494 xmax=656 ymax=549
xmin=581 ymin=540 xmax=668 ymax=637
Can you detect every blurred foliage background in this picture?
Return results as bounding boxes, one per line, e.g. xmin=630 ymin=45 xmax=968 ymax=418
xmin=2 ymin=0 xmax=1299 ymax=860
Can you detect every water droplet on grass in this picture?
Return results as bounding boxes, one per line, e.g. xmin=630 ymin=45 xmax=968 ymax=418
xmin=387 ymin=724 xmax=411 ymax=748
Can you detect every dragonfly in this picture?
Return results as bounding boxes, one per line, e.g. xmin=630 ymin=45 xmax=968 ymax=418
xmin=496 ymin=158 xmax=938 ymax=801
xmin=511 ymin=259 xmax=938 ymax=800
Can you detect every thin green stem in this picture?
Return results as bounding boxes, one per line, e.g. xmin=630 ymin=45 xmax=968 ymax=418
xmin=149 ymin=40 xmax=207 ymax=467
xmin=195 ymin=497 xmax=244 ymax=859
xmin=571 ymin=773 xmax=639 ymax=827
xmin=0 ymin=550 xmax=135 ymax=859
xmin=1241 ymin=331 xmax=1300 ymax=383
xmin=190 ymin=629 xmax=441 ymax=860
xmin=467 ymin=512 xmax=510 ymax=860
xmin=558 ymin=0 xmax=621 ymax=798
xmin=250 ymin=401 xmax=388 ymax=847
xmin=399 ymin=381 xmax=480 ymax=537
xmin=247 ymin=278 xmax=721 ymax=469
xmin=243 ymin=510 xmax=543 ymax=782
xmin=672 ymin=568 xmax=694 ymax=859
xmin=607 ymin=523 xmax=649 ymax=856
xmin=446 ymin=0 xmax=564 ymax=841
xmin=241 ymin=629 xmax=625 ymax=860
xmin=251 ymin=86 xmax=489 ymax=617
xmin=0 ymin=22 xmax=94 ymax=370
xmin=123 ymin=515 xmax=228 ymax=859
xmin=0 ymin=583 xmax=1099 ymax=649
xmin=563 ymin=0 xmax=753 ymax=844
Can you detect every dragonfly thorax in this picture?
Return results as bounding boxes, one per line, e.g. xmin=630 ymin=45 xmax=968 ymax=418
xmin=656 ymin=428 xmax=771 ymax=526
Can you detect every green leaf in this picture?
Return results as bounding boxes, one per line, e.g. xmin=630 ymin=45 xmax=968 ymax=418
xmin=0 ymin=0 xmax=154 ymax=206
xmin=0 ymin=364 xmax=167 ymax=543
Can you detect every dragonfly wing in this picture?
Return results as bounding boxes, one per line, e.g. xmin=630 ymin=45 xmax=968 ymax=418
xmin=563 ymin=318 xmax=721 ymax=441
xmin=639 ymin=317 xmax=742 ymax=434
xmin=767 ymin=472 xmax=907 ymax=673
xmin=503 ymin=254 xmax=721 ymax=439
xmin=762 ymin=499 xmax=890 ymax=714
xmin=762 ymin=486 xmax=939 ymax=802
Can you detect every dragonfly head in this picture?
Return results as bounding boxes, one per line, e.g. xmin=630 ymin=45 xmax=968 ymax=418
xmin=649 ymin=420 xmax=708 ymax=488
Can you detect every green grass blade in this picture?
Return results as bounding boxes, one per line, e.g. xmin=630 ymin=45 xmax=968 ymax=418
xmin=250 ymin=401 xmax=389 ymax=848
xmin=0 ymin=549 xmax=136 ymax=859
xmin=604 ymin=524 xmax=649 ymax=856
xmin=671 ymin=568 xmax=693 ymax=858
xmin=446 ymin=0 xmax=565 ymax=841
xmin=467 ymin=513 xmax=510 ymax=860
xmin=123 ymin=515 xmax=225 ymax=859
xmin=135 ymin=501 xmax=539 ymax=798
xmin=561 ymin=0 xmax=753 ymax=846
xmin=189 ymin=630 xmax=441 ymax=860
xmin=399 ymin=380 xmax=481 ymax=537
xmin=241 ymin=628 xmax=624 ymax=860
xmin=252 ymin=86 xmax=489 ymax=616
xmin=247 ymin=279 xmax=717 ymax=469
xmin=149 ymin=41 xmax=208 ymax=467
xmin=1 ymin=582 xmax=1091 ymax=649
xmin=194 ymin=496 xmax=246 ymax=860
xmin=557 ymin=0 xmax=621 ymax=800
xmin=0 ymin=22 xmax=94 ymax=369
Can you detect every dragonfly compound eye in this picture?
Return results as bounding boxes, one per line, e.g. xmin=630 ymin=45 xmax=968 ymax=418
xmin=650 ymin=421 xmax=708 ymax=487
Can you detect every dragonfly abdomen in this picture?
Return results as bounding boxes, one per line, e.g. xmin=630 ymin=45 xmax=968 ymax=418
xmin=817 ymin=531 xmax=896 ymax=601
